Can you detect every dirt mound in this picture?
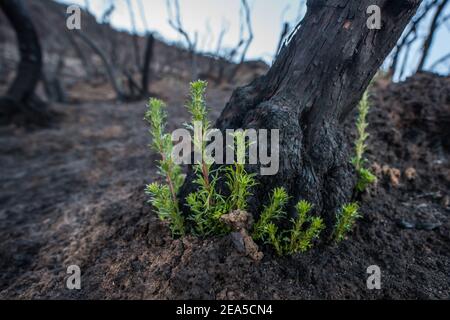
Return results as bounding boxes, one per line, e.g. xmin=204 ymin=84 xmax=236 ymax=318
xmin=0 ymin=73 xmax=449 ymax=299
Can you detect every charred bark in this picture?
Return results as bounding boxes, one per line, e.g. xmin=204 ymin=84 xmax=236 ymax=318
xmin=180 ymin=0 xmax=422 ymax=236
xmin=0 ymin=0 xmax=53 ymax=126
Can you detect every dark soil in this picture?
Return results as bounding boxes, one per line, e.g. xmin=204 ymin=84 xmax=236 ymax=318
xmin=0 ymin=72 xmax=449 ymax=300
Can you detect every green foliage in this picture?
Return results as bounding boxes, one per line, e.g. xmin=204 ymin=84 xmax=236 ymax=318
xmin=266 ymin=223 xmax=284 ymax=256
xmin=185 ymin=81 xmax=229 ymax=236
xmin=225 ymin=131 xmax=258 ymax=212
xmin=252 ymin=187 xmax=289 ymax=241
xmin=333 ymin=202 xmax=361 ymax=243
xmin=186 ymin=80 xmax=209 ymax=127
xmin=186 ymin=166 xmax=229 ymax=236
xmin=144 ymin=81 xmax=358 ymax=254
xmin=145 ymin=183 xmax=185 ymax=237
xmin=287 ymin=201 xmax=325 ymax=254
xmin=352 ymin=91 xmax=376 ymax=192
xmin=253 ymin=194 xmax=325 ymax=256
xmin=144 ymin=98 xmax=185 ymax=237
xmin=355 ymin=167 xmax=376 ymax=193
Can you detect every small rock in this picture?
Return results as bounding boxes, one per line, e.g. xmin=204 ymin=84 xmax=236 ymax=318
xmin=404 ymin=167 xmax=417 ymax=181
xmin=397 ymin=219 xmax=415 ymax=229
xmin=382 ymin=165 xmax=401 ymax=187
xmin=220 ymin=210 xmax=254 ymax=230
xmin=397 ymin=219 xmax=442 ymax=231
xmin=440 ymin=195 xmax=449 ymax=208
xmin=416 ymin=221 xmax=442 ymax=231
xmin=371 ymin=162 xmax=382 ymax=176
xmin=222 ymin=211 xmax=263 ymax=262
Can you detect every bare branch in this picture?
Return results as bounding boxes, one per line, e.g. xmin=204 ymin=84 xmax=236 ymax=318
xmin=126 ymin=0 xmax=141 ymax=70
xmin=84 ymin=0 xmax=90 ymax=12
xmin=137 ymin=0 xmax=150 ymax=32
xmin=228 ymin=0 xmax=254 ymax=82
xmin=215 ymin=20 xmax=229 ymax=57
xmin=390 ymin=0 xmax=439 ymax=76
xmin=430 ymin=51 xmax=450 ymax=69
xmin=166 ymin=0 xmax=196 ymax=51
xmin=417 ymin=0 xmax=450 ymax=71
xmin=276 ymin=22 xmax=290 ymax=57
xmin=238 ymin=0 xmax=253 ymax=65
xmin=101 ymin=1 xmax=115 ymax=25
xmin=166 ymin=0 xmax=198 ymax=79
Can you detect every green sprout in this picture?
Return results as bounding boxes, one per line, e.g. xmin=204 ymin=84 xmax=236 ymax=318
xmin=144 ymin=98 xmax=185 ymax=237
xmin=333 ymin=202 xmax=361 ymax=243
xmin=352 ymin=90 xmax=376 ymax=192
xmin=287 ymin=200 xmax=325 ymax=254
xmin=185 ymin=81 xmax=228 ymax=236
xmin=252 ymin=187 xmax=289 ymax=242
xmin=225 ymin=130 xmax=258 ymax=212
xmin=266 ymin=223 xmax=284 ymax=256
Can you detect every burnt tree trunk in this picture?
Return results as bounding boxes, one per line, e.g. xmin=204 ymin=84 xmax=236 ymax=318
xmin=0 ymin=0 xmax=52 ymax=125
xmin=180 ymin=0 xmax=422 ymax=235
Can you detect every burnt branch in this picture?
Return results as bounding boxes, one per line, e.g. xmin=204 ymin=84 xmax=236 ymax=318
xmin=417 ymin=0 xmax=449 ymax=71
xmin=166 ymin=0 xmax=198 ymax=79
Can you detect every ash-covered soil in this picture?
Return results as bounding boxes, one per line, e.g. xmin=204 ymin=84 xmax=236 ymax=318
xmin=0 ymin=73 xmax=449 ymax=299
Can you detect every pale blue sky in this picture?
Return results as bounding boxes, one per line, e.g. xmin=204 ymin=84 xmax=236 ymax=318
xmin=57 ymin=0 xmax=450 ymax=79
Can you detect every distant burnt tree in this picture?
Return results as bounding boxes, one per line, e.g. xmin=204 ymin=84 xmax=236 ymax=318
xmin=180 ymin=0 xmax=424 ymax=237
xmin=0 ymin=0 xmax=53 ymax=126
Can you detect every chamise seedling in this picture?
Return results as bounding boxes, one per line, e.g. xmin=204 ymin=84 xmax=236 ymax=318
xmin=253 ymin=192 xmax=325 ymax=256
xmin=287 ymin=200 xmax=325 ymax=254
xmin=185 ymin=81 xmax=228 ymax=236
xmin=352 ymin=90 xmax=377 ymax=192
xmin=145 ymin=98 xmax=185 ymax=237
xmin=225 ymin=130 xmax=258 ymax=212
xmin=252 ymin=187 xmax=289 ymax=242
xmin=333 ymin=202 xmax=361 ymax=243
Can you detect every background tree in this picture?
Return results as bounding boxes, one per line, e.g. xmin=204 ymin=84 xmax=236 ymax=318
xmin=47 ymin=0 xmax=155 ymax=101
xmin=227 ymin=0 xmax=253 ymax=82
xmin=167 ymin=0 xmax=199 ymax=79
xmin=0 ymin=0 xmax=53 ymax=125
xmin=180 ymin=0 xmax=424 ymax=237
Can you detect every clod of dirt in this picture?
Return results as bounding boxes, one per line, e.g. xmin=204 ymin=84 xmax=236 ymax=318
xmin=382 ymin=165 xmax=401 ymax=187
xmin=405 ymin=167 xmax=417 ymax=181
xmin=371 ymin=162 xmax=383 ymax=177
xmin=220 ymin=210 xmax=254 ymax=230
xmin=220 ymin=210 xmax=263 ymax=261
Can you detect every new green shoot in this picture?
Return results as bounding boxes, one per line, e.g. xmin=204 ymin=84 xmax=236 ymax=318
xmin=352 ymin=91 xmax=376 ymax=192
xmin=333 ymin=202 xmax=361 ymax=243
xmin=145 ymin=98 xmax=185 ymax=236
